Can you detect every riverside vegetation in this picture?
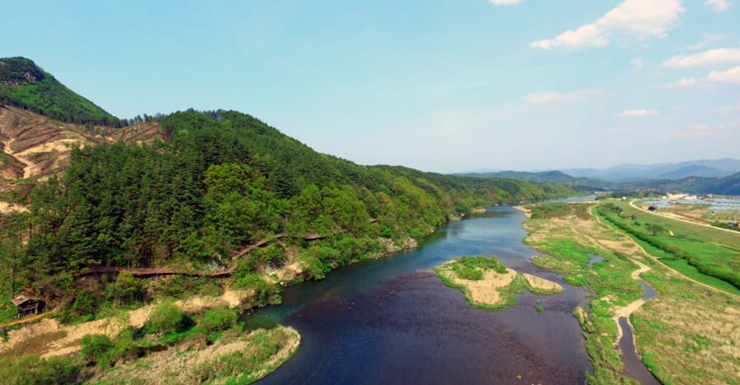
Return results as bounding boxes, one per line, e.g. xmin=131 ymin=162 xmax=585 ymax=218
xmin=0 ymin=57 xmax=575 ymax=384
xmin=522 ymin=201 xmax=740 ymax=385
xmin=433 ymin=255 xmax=563 ymax=310
xmin=0 ymin=57 xmax=574 ymax=324
xmin=0 ymin=300 xmax=300 ymax=385
xmin=596 ymin=200 xmax=740 ymax=294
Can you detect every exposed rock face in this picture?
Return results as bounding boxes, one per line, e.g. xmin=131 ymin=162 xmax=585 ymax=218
xmin=401 ymin=237 xmax=418 ymax=250
xmin=377 ymin=237 xmax=419 ymax=254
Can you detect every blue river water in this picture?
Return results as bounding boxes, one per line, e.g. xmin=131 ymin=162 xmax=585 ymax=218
xmin=246 ymin=199 xmax=595 ymax=385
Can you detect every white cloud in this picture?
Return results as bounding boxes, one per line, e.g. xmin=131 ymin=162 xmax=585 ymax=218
xmin=615 ymin=109 xmax=660 ymax=117
xmin=523 ymin=89 xmax=603 ymax=103
xmin=663 ymin=48 xmax=740 ymax=68
xmin=490 ymin=0 xmax=524 ymax=5
xmin=664 ymin=124 xmax=722 ymax=138
xmin=707 ymin=66 xmax=740 ymax=83
xmin=685 ymin=33 xmax=728 ymax=50
xmin=631 ymin=57 xmax=646 ymax=68
xmin=705 ymin=0 xmax=731 ymax=11
xmin=663 ymin=77 xmax=698 ymax=88
xmin=531 ymin=0 xmax=684 ymax=50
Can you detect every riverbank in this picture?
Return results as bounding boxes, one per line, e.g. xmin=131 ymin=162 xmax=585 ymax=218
xmin=0 ymin=289 xmax=254 ymax=359
xmin=433 ymin=255 xmax=563 ymax=310
xmin=0 ymin=296 xmax=300 ymax=385
xmin=243 ymin=206 xmax=592 ymax=385
xmin=88 ymin=326 xmax=300 ymax=385
xmin=522 ymin=201 xmax=740 ymax=385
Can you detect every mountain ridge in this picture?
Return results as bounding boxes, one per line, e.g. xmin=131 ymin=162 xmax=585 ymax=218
xmin=0 ymin=57 xmax=119 ymax=126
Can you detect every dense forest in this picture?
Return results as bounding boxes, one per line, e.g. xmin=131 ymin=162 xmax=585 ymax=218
xmin=0 ymin=57 xmax=119 ymax=126
xmin=0 ymin=56 xmax=574 ymax=319
xmin=0 ymin=107 xmax=573 ymax=316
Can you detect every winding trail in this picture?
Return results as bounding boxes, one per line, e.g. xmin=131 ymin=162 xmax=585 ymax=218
xmin=612 ymin=261 xmax=652 ymax=342
xmin=0 ymin=310 xmax=56 ymax=328
xmin=593 ymin=207 xmax=740 ymax=299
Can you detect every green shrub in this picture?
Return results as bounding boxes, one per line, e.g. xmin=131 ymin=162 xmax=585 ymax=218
xmin=155 ymin=276 xmax=224 ymax=299
xmin=0 ymin=356 xmax=80 ymax=385
xmin=254 ymin=244 xmax=285 ymax=266
xmin=80 ymin=334 xmax=114 ymax=362
xmin=531 ymin=202 xmax=591 ymax=220
xmin=199 ymin=307 xmax=237 ymax=333
xmin=199 ymin=281 xmax=224 ymax=297
xmin=300 ymin=255 xmax=326 ymax=280
xmin=451 ymin=255 xmax=508 ymax=281
xmin=105 ymin=272 xmax=146 ymax=306
xmin=145 ymin=300 xmax=190 ymax=334
xmin=234 ymin=274 xmax=281 ymax=307
xmin=58 ymin=290 xmax=99 ymax=323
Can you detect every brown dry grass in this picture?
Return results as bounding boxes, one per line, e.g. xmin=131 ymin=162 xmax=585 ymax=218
xmin=522 ymin=273 xmax=563 ymax=293
xmin=442 ymin=267 xmax=518 ymax=306
xmin=435 ymin=261 xmax=562 ymax=308
xmin=0 ymin=289 xmax=252 ymax=359
xmin=529 ymin=202 xmax=740 ymax=385
xmin=90 ymin=326 xmax=300 ymax=385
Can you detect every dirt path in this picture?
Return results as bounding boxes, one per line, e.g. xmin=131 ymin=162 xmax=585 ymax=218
xmin=0 ymin=310 xmax=55 ymax=328
xmin=1 ymin=136 xmax=35 ymax=179
xmin=630 ymin=200 xmax=740 ymax=237
xmin=612 ymin=261 xmax=652 ymax=342
xmin=593 ymin=208 xmax=740 ymax=299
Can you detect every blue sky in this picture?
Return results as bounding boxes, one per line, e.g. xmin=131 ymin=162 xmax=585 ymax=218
xmin=2 ymin=0 xmax=739 ymax=172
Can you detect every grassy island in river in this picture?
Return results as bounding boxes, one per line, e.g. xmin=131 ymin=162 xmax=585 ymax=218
xmin=434 ymin=255 xmax=564 ymax=310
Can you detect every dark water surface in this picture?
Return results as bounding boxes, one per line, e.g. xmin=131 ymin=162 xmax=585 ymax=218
xmin=247 ymin=205 xmax=593 ymax=385
xmin=618 ymin=280 xmax=661 ymax=385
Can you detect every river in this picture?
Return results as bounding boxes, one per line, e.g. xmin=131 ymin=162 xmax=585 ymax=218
xmin=246 ymin=199 xmax=594 ymax=385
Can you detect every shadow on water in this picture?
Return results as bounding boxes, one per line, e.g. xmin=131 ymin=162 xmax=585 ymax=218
xmin=246 ymin=205 xmax=593 ymax=385
xmin=618 ymin=280 xmax=661 ymax=385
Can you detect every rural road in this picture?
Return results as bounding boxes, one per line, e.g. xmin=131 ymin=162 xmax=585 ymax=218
xmin=629 ymin=199 xmax=740 ymax=236
xmin=594 ymin=205 xmax=740 ymax=299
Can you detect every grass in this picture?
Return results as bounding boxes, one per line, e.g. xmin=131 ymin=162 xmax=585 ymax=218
xmin=595 ymin=203 xmax=740 ymax=295
xmin=529 ymin=202 xmax=592 ymax=220
xmin=87 ymin=326 xmax=299 ymax=385
xmin=0 ymin=298 xmax=300 ymax=385
xmin=524 ymin=201 xmax=740 ymax=385
xmin=525 ymin=232 xmax=641 ymax=385
xmin=450 ymin=255 xmax=508 ymax=280
xmin=434 ymin=255 xmax=562 ymax=311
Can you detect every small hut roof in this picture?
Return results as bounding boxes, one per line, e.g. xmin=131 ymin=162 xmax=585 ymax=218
xmin=11 ymin=295 xmax=37 ymax=306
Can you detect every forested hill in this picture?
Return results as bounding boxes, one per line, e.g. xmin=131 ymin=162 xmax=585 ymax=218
xmin=620 ymin=172 xmax=740 ymax=196
xmin=3 ymin=107 xmax=572 ymax=304
xmin=456 ymin=170 xmax=610 ymax=190
xmin=0 ymin=57 xmax=119 ymax=125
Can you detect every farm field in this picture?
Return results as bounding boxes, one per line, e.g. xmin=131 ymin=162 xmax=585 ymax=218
xmin=523 ymin=201 xmax=740 ymax=385
xmin=596 ymin=200 xmax=740 ymax=295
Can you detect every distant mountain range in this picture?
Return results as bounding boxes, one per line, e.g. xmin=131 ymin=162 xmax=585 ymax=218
xmin=620 ymin=172 xmax=740 ymax=196
xmin=562 ymin=159 xmax=740 ymax=183
xmin=456 ymin=170 xmax=611 ymax=190
xmin=458 ymin=159 xmax=740 ymax=195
